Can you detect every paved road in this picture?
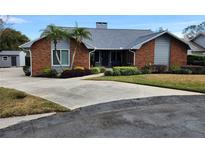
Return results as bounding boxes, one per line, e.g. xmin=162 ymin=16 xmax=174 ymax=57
xmin=0 ymin=68 xmax=201 ymax=109
xmin=1 ymin=95 xmax=205 ymax=138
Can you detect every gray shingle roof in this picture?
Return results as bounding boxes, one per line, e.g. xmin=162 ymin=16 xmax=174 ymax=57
xmin=185 ymin=40 xmax=205 ymax=52
xmin=19 ymin=27 xmax=189 ymax=50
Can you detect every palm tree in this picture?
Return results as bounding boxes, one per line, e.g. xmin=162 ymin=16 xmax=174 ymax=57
xmin=71 ymin=23 xmax=91 ymax=69
xmin=41 ymin=24 xmax=71 ymax=71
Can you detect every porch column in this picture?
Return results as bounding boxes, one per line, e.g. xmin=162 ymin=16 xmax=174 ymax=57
xmin=109 ymin=51 xmax=112 ymax=67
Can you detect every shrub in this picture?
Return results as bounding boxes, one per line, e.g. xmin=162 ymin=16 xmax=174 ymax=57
xmin=113 ymin=66 xmax=139 ymax=75
xmin=23 ymin=66 xmax=31 ymax=76
xmin=104 ymin=68 xmax=113 ymax=76
xmin=61 ymin=69 xmax=91 ymax=78
xmin=180 ymin=69 xmax=192 ymax=74
xmin=169 ymin=65 xmax=181 ymax=73
xmin=134 ymin=70 xmax=142 ymax=75
xmin=42 ymin=68 xmax=58 ymax=78
xmin=90 ymin=67 xmax=101 ymax=74
xmin=151 ymin=65 xmax=168 ymax=73
xmin=141 ymin=64 xmax=152 ymax=74
xmin=100 ymin=67 xmax=106 ymax=73
xmin=181 ymin=65 xmax=205 ymax=74
xmin=113 ymin=70 xmax=121 ymax=76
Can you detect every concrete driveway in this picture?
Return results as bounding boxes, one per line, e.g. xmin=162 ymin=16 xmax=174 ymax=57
xmin=0 ymin=68 xmax=202 ymax=109
xmin=1 ymin=95 xmax=205 ymax=138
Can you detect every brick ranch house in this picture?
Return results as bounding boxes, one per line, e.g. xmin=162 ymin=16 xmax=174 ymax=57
xmin=20 ymin=22 xmax=190 ymax=76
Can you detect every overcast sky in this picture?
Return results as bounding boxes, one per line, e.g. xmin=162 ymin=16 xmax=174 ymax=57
xmin=5 ymin=15 xmax=205 ymax=40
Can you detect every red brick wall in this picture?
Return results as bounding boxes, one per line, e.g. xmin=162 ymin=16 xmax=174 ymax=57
xmin=31 ymin=38 xmax=51 ymax=76
xmin=170 ymin=38 xmax=187 ymax=66
xmin=135 ymin=40 xmax=155 ymax=68
xmin=70 ymin=39 xmax=89 ymax=69
xmin=31 ymin=38 xmax=89 ymax=76
xmin=134 ymin=38 xmax=187 ymax=68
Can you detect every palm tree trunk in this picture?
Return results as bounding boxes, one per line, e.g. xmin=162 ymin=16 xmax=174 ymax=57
xmin=54 ymin=40 xmax=64 ymax=72
xmin=71 ymin=43 xmax=78 ymax=69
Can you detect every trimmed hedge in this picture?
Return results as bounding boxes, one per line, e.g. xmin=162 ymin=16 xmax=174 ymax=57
xmin=90 ymin=67 xmax=101 ymax=74
xmin=181 ymin=65 xmax=205 ymax=74
xmin=113 ymin=66 xmax=139 ymax=75
xmin=104 ymin=68 xmax=113 ymax=76
xmin=104 ymin=66 xmax=141 ymax=76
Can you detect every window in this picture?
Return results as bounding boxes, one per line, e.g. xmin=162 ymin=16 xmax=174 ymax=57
xmin=2 ymin=56 xmax=8 ymax=61
xmin=52 ymin=50 xmax=70 ymax=66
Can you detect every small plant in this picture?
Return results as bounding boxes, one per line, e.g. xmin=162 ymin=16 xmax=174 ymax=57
xmin=42 ymin=67 xmax=58 ymax=78
xmin=169 ymin=65 xmax=181 ymax=73
xmin=104 ymin=68 xmax=113 ymax=76
xmin=141 ymin=64 xmax=152 ymax=74
xmin=23 ymin=66 xmax=31 ymax=76
xmin=90 ymin=67 xmax=101 ymax=74
xmin=151 ymin=65 xmax=168 ymax=73
xmin=74 ymin=66 xmax=85 ymax=70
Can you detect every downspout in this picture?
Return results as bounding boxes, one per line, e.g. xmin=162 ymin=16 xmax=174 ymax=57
xmin=89 ymin=47 xmax=96 ymax=69
xmin=21 ymin=48 xmax=32 ymax=77
xmin=129 ymin=49 xmax=135 ymax=66
xmin=29 ymin=49 xmax=32 ymax=77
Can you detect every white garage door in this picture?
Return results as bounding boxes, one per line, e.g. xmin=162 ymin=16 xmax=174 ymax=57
xmin=154 ymin=36 xmax=170 ymax=65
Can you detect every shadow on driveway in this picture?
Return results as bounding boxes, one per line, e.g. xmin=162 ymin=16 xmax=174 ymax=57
xmin=0 ymin=95 xmax=205 ymax=138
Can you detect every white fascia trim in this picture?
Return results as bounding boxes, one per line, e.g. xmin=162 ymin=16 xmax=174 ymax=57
xmin=19 ymin=36 xmax=46 ymax=49
xmin=131 ymin=31 xmax=167 ymax=50
xmin=131 ymin=31 xmax=189 ymax=50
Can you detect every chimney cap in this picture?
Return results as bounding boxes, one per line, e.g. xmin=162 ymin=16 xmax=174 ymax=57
xmin=96 ymin=22 xmax=108 ymax=29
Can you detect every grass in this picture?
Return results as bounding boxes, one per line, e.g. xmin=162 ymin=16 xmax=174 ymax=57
xmin=0 ymin=87 xmax=70 ymax=118
xmin=89 ymin=74 xmax=205 ymax=93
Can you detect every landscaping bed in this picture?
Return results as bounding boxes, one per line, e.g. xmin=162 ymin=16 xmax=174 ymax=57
xmin=0 ymin=87 xmax=69 ymax=118
xmin=90 ymin=74 xmax=205 ymax=93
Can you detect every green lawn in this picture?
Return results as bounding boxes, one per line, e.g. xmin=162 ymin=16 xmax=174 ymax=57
xmin=89 ymin=74 xmax=205 ymax=93
xmin=0 ymin=87 xmax=69 ymax=118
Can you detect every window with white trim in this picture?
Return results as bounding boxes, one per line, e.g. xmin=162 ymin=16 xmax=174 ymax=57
xmin=52 ymin=50 xmax=70 ymax=66
xmin=2 ymin=56 xmax=8 ymax=61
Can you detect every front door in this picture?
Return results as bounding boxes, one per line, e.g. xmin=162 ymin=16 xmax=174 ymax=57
xmin=11 ymin=56 xmax=17 ymax=66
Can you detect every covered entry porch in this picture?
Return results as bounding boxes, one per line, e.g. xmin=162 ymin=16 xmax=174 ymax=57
xmin=90 ymin=50 xmax=135 ymax=67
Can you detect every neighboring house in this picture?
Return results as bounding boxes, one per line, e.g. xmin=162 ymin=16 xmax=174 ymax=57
xmin=0 ymin=51 xmax=26 ymax=68
xmin=20 ymin=22 xmax=190 ymax=76
xmin=186 ymin=33 xmax=205 ymax=56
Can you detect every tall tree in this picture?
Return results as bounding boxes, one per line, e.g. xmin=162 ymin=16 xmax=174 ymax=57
xmin=41 ymin=24 xmax=71 ymax=71
xmin=0 ymin=28 xmax=29 ymax=51
xmin=183 ymin=21 xmax=205 ymax=40
xmin=0 ymin=15 xmax=9 ymax=37
xmin=71 ymin=23 xmax=91 ymax=69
